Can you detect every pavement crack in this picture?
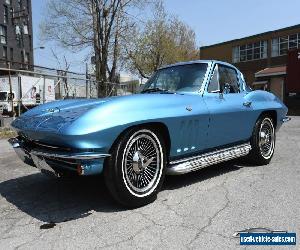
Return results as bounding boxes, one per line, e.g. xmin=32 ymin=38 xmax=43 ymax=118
xmin=187 ymin=177 xmax=231 ymax=248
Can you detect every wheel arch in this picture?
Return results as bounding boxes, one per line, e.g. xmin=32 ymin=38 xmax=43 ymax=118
xmin=259 ymin=110 xmax=277 ymax=129
xmin=109 ymin=122 xmax=171 ymax=159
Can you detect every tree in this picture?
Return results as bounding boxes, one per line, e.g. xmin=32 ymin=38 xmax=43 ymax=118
xmin=51 ymin=49 xmax=71 ymax=98
xmin=125 ymin=1 xmax=199 ymax=78
xmin=41 ymin=0 xmax=147 ymax=96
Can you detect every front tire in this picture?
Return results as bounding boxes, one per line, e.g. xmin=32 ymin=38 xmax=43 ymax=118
xmin=104 ymin=127 xmax=166 ymax=207
xmin=248 ymin=115 xmax=276 ymax=165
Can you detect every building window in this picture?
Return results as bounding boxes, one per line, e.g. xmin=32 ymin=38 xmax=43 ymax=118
xmin=10 ymin=47 xmax=13 ymax=62
xmin=15 ymin=25 xmax=21 ymax=35
xmin=17 ymin=0 xmax=22 ymax=9
xmin=3 ymin=46 xmax=7 ymax=60
xmin=271 ymin=33 xmax=300 ymax=57
xmin=4 ymin=5 xmax=8 ymax=24
xmin=23 ymin=25 xmax=28 ymax=34
xmin=29 ymin=35 xmax=32 ymax=50
xmin=232 ymin=46 xmax=239 ymax=63
xmin=271 ymin=38 xmax=279 ymax=57
xmin=25 ymin=52 xmax=29 ymax=63
xmin=15 ymin=25 xmax=24 ymax=47
xmin=21 ymin=51 xmax=24 ymax=62
xmin=232 ymin=41 xmax=267 ymax=63
xmin=10 ymin=7 xmax=14 ymax=24
xmin=0 ymin=25 xmax=7 ymax=44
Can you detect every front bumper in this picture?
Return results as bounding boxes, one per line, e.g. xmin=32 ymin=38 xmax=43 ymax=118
xmin=8 ymin=137 xmax=111 ymax=176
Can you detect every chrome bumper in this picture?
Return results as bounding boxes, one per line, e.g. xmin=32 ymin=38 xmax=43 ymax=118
xmin=29 ymin=150 xmax=111 ymax=160
xmin=8 ymin=137 xmax=36 ymax=168
xmin=8 ymin=137 xmax=111 ymax=175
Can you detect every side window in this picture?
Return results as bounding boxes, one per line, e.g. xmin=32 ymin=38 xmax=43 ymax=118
xmin=218 ymin=66 xmax=240 ymax=93
xmin=207 ymin=66 xmax=219 ymax=93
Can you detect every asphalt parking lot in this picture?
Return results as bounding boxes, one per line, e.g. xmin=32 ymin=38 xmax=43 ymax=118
xmin=0 ymin=117 xmax=299 ymax=250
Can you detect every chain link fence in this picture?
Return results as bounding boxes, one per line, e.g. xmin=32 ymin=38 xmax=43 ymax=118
xmin=0 ymin=67 xmax=140 ymax=117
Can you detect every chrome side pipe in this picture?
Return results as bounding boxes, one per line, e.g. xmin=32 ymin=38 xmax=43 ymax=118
xmin=281 ymin=117 xmax=291 ymax=123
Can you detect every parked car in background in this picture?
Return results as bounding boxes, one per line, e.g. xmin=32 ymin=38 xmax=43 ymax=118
xmin=9 ymin=60 xmax=290 ymax=207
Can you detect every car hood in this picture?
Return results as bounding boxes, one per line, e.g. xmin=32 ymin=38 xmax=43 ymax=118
xmin=12 ymin=98 xmax=110 ymax=132
xmin=12 ymin=93 xmax=197 ymax=135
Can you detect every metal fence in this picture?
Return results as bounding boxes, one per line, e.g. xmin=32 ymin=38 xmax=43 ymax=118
xmin=0 ymin=67 xmax=140 ymax=116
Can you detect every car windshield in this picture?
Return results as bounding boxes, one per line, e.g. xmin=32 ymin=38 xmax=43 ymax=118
xmin=0 ymin=92 xmax=7 ymax=101
xmin=142 ymin=63 xmax=208 ymax=93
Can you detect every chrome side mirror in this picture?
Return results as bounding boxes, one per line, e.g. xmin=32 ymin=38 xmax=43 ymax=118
xmin=223 ymin=83 xmax=231 ymax=94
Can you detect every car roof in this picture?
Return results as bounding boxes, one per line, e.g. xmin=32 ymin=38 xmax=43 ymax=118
xmin=158 ymin=60 xmax=237 ymax=71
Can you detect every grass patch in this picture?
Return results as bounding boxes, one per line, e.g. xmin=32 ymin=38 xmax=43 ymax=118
xmin=0 ymin=127 xmax=17 ymax=139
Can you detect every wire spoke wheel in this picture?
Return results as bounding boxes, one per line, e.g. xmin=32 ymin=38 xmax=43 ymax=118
xmin=122 ymin=129 xmax=163 ymax=197
xmin=258 ymin=118 xmax=275 ymax=159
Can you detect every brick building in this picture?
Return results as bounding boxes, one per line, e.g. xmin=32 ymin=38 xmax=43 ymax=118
xmin=0 ymin=0 xmax=33 ymax=72
xmin=200 ymin=25 xmax=300 ymax=89
xmin=200 ymin=24 xmax=300 ymax=113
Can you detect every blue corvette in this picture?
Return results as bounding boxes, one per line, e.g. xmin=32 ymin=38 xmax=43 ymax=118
xmin=9 ymin=60 xmax=290 ymax=207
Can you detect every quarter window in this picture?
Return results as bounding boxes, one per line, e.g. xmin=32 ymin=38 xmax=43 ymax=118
xmin=207 ymin=66 xmax=219 ymax=93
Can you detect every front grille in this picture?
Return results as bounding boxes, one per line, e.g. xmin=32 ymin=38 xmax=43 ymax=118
xmin=18 ymin=134 xmax=101 ymax=154
xmin=18 ymin=135 xmax=78 ymax=170
xmin=18 ymin=134 xmax=72 ymax=153
xmin=32 ymin=140 xmax=72 ymax=152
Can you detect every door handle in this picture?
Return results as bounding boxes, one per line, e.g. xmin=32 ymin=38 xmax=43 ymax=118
xmin=243 ymin=101 xmax=252 ymax=107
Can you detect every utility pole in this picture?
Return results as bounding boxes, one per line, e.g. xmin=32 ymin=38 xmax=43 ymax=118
xmin=7 ymin=63 xmax=14 ymax=117
xmin=86 ymin=63 xmax=89 ymax=98
xmin=57 ymin=70 xmax=61 ymax=99
xmin=43 ymin=76 xmax=46 ymax=104
xmin=17 ymin=74 xmax=22 ymax=116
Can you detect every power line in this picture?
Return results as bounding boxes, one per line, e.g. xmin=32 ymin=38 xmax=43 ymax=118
xmin=0 ymin=58 xmax=89 ymax=76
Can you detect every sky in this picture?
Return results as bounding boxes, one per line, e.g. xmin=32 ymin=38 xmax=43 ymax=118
xmin=32 ymin=0 xmax=300 ymax=74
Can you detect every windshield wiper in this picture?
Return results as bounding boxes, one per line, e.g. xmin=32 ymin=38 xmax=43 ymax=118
xmin=141 ymin=88 xmax=174 ymax=94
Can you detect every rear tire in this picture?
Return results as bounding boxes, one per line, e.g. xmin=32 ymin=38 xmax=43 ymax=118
xmin=248 ymin=115 xmax=276 ymax=165
xmin=104 ymin=127 xmax=166 ymax=207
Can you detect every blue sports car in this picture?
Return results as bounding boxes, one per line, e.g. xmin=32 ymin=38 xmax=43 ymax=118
xmin=9 ymin=60 xmax=290 ymax=207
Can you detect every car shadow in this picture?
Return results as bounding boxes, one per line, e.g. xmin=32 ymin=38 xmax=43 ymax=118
xmin=0 ymin=159 xmax=257 ymax=224
xmin=0 ymin=172 xmax=123 ymax=224
xmin=163 ymin=158 xmax=259 ymax=190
